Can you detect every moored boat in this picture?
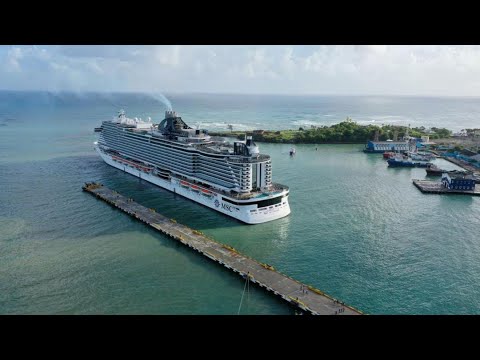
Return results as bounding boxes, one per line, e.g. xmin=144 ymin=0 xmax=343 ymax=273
xmin=387 ymin=158 xmax=416 ymax=167
xmin=388 ymin=154 xmax=433 ymax=168
xmin=383 ymin=151 xmax=395 ymax=159
xmin=425 ymin=164 xmax=469 ymax=177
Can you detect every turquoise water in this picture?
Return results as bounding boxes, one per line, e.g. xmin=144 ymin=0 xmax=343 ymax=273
xmin=1 ymin=92 xmax=480 ymax=314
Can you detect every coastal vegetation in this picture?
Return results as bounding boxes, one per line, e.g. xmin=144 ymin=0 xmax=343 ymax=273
xmin=211 ymin=118 xmax=454 ymax=144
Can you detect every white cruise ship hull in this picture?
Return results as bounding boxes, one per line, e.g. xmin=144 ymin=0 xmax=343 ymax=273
xmin=96 ymin=146 xmax=291 ymax=224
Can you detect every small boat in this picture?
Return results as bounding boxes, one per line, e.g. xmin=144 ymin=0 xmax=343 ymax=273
xmin=425 ymin=164 xmax=468 ymax=177
xmin=409 ymin=151 xmax=435 ymax=161
xmin=388 ymin=158 xmax=415 ymax=167
xmin=290 ymin=147 xmax=296 ymax=156
xmin=383 ymin=151 xmax=395 ymax=159
xmin=414 ymin=162 xmax=432 ymax=168
xmin=388 ymin=156 xmax=433 ymax=168
xmin=180 ymin=180 xmax=190 ymax=187
xmin=190 ymin=184 xmax=200 ymax=191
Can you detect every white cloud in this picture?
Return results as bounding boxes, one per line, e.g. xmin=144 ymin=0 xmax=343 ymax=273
xmin=6 ymin=47 xmax=24 ymax=72
xmin=2 ymin=45 xmax=480 ymax=96
xmin=153 ymin=45 xmax=181 ymax=66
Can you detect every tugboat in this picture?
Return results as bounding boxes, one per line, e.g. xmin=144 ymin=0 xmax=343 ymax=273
xmin=425 ymin=164 xmax=445 ymax=176
xmin=388 ymin=154 xmax=432 ymax=168
xmin=425 ymin=164 xmax=469 ymax=177
xmin=387 ymin=157 xmax=415 ymax=167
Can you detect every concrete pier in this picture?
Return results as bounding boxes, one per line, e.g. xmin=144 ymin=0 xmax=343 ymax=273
xmin=82 ymin=182 xmax=363 ymax=315
xmin=413 ymin=179 xmax=480 ymax=196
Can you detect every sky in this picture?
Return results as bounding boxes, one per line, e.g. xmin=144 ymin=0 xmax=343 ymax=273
xmin=2 ymin=45 xmax=480 ymax=96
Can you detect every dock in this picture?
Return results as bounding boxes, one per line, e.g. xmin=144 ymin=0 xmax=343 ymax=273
xmin=412 ymin=179 xmax=480 ymax=196
xmin=441 ymin=155 xmax=480 ymax=175
xmin=82 ymin=182 xmax=362 ymax=315
xmin=429 ymin=150 xmax=480 ymax=176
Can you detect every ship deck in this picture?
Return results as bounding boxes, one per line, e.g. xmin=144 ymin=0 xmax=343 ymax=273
xmin=82 ymin=182 xmax=362 ymax=315
xmin=101 ymin=148 xmax=286 ymax=200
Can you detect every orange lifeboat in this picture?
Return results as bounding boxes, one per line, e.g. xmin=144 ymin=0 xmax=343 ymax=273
xmin=190 ymin=184 xmax=200 ymax=192
xmin=201 ymin=189 xmax=213 ymax=197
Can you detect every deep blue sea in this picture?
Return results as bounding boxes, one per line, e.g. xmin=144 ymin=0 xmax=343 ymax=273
xmin=1 ymin=91 xmax=479 ymax=314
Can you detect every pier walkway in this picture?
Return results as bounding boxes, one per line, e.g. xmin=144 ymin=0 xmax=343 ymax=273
xmin=82 ymin=182 xmax=362 ymax=315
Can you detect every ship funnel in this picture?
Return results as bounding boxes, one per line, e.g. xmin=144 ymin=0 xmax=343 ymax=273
xmin=246 ymin=135 xmax=259 ymax=156
xmin=165 ymin=110 xmax=178 ymax=119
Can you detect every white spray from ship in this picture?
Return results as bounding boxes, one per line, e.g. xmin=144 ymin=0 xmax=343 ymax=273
xmin=147 ymin=92 xmax=173 ymax=112
xmin=40 ymin=90 xmax=175 ymax=125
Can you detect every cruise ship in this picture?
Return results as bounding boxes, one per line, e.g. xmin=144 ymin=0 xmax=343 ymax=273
xmin=94 ymin=110 xmax=291 ymax=224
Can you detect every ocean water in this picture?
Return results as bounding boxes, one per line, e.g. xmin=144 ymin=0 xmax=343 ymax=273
xmin=1 ymin=91 xmax=480 ymax=314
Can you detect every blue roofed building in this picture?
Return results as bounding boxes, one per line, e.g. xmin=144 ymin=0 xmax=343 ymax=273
xmin=364 ymin=140 xmax=409 ymax=153
xmin=441 ymin=173 xmax=476 ymax=191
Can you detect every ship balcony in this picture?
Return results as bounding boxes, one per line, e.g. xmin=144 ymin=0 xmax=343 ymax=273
xmin=268 ymin=182 xmax=288 ymax=192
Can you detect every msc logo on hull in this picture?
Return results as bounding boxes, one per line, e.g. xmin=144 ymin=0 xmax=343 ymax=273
xmin=214 ymin=199 xmax=239 ymax=213
xmin=221 ymin=203 xmax=234 ymax=212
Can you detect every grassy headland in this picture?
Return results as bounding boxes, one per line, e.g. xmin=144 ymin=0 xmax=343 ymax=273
xmin=209 ymin=119 xmax=453 ymax=144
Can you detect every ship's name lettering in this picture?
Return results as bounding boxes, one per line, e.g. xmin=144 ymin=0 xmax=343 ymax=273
xmin=221 ymin=203 xmax=234 ymax=212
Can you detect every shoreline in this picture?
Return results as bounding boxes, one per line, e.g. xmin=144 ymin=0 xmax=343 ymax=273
xmin=210 ymin=131 xmax=367 ymax=145
xmin=211 ymin=136 xmax=366 ymax=145
xmin=209 ymin=122 xmax=454 ymax=145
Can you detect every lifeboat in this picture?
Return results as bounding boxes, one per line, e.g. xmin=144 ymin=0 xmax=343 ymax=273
xmin=201 ymin=189 xmax=214 ymax=197
xmin=112 ymin=155 xmax=151 ymax=172
xmin=190 ymin=184 xmax=200 ymax=192
xmin=180 ymin=180 xmax=190 ymax=187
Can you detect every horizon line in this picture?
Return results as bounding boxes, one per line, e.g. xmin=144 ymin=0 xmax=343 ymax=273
xmin=1 ymin=89 xmax=480 ymax=99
